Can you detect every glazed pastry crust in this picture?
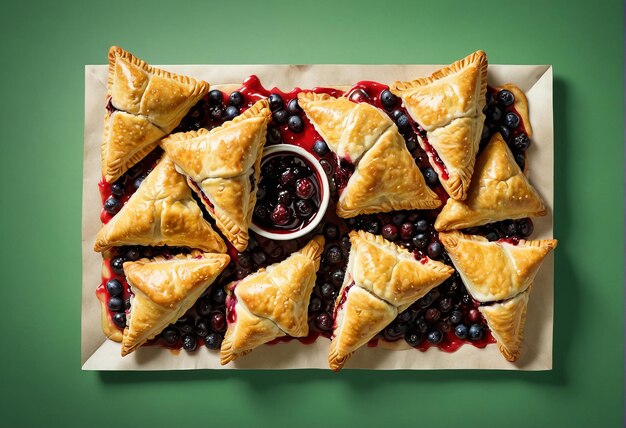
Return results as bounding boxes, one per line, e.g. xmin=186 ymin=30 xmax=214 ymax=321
xmin=391 ymin=51 xmax=488 ymax=201
xmin=102 ymin=47 xmax=210 ymax=183
xmin=161 ymin=99 xmax=271 ymax=252
xmin=440 ymin=231 xmax=557 ymax=302
xmin=94 ymin=156 xmax=226 ymax=253
xmin=121 ymin=252 xmax=230 ymax=356
xmin=220 ymin=236 xmax=324 ymax=365
xmin=328 ymin=231 xmax=453 ymax=371
xmin=435 ymin=134 xmax=546 ymax=231
xmin=479 ymin=289 xmax=530 ymax=362
xmin=298 ymin=92 xmax=440 ymax=217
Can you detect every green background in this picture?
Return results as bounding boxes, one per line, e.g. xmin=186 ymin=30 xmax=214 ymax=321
xmin=1 ymin=0 xmax=623 ymax=427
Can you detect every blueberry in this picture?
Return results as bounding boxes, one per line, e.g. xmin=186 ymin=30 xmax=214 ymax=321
xmin=182 ymin=334 xmax=197 ymax=351
xmin=499 ymin=125 xmax=511 ymax=142
xmin=237 ymin=253 xmax=253 ymax=269
xmin=313 ymin=140 xmax=329 ymax=157
xmin=382 ymin=224 xmax=399 ymax=241
xmin=208 ymin=90 xmax=224 ymax=105
xmin=195 ymin=319 xmax=210 ymax=337
xmin=468 ymin=324 xmax=484 ymax=341
xmin=486 ymin=230 xmax=500 ymax=242
xmin=418 ymin=293 xmax=433 ymax=308
xmin=295 ymin=178 xmax=314 ymax=199
xmin=112 ymin=312 xmax=126 ymax=328
xmin=162 ymin=326 xmax=179 ymax=344
xmin=254 ymin=204 xmax=270 ymax=222
xmin=400 ymin=222 xmax=415 ymax=240
xmin=391 ymin=212 xmax=407 ymax=225
xmin=498 ymin=89 xmax=515 ymax=106
xmin=486 ymin=105 xmax=503 ymax=123
xmin=268 ymin=93 xmax=284 ymax=111
xmin=412 ymin=233 xmax=428 ymax=250
xmin=295 ymin=199 xmax=313 ymax=217
xmin=267 ymin=126 xmax=282 ymax=145
xmin=133 ymin=176 xmax=145 ymax=190
xmin=504 ymin=111 xmax=519 ymax=129
xmin=391 ymin=109 xmax=404 ymax=121
xmin=364 ymin=219 xmax=381 ymax=234
xmin=512 ymin=133 xmax=531 ymax=151
xmin=277 ymin=189 xmax=294 ymax=206
xmin=331 ymin=269 xmax=345 ymax=287
xmin=280 ymin=169 xmax=297 ymax=187
xmin=415 ymin=316 xmax=428 ymax=334
xmin=124 ymin=247 xmax=141 ymax=261
xmin=422 ymin=167 xmax=439 ymax=186
xmin=211 ymin=312 xmax=226 ymax=332
xmin=450 ymin=310 xmax=463 ymax=324
xmin=405 ymin=331 xmax=422 ymax=347
xmin=461 ymin=294 xmax=473 ymax=306
xmin=177 ymin=318 xmax=195 ymax=334
xmin=439 ymin=319 xmax=452 ymax=332
xmin=397 ymin=310 xmax=412 ymax=323
xmin=287 ymin=98 xmax=302 ymax=114
xmin=103 ymin=197 xmax=121 ymax=215
xmin=108 ymin=296 xmax=124 ymax=312
xmin=195 ymin=297 xmax=213 ymax=317
xmin=110 ymin=182 xmax=125 ymax=197
xmin=323 ymin=224 xmax=339 ymax=240
xmin=125 ymin=298 xmax=131 ymax=310
xmin=204 ymin=332 xmax=222 ymax=350
xmin=315 ymin=312 xmax=333 ymax=331
xmin=454 ymin=323 xmax=468 ymax=339
xmin=251 ymin=249 xmax=267 ymax=266
xmin=513 ymin=151 xmax=526 ymax=170
xmin=426 ymin=329 xmax=443 ymax=344
xmin=340 ymin=234 xmax=351 ymax=251
xmin=438 ymin=297 xmax=453 ymax=313
xmin=309 ymin=296 xmax=323 ymax=313
xmin=273 ymin=109 xmax=289 ymax=124
xmin=211 ymin=286 xmax=226 ymax=305
xmin=499 ymin=220 xmax=517 ymax=237
xmin=415 ymin=218 xmax=430 ymax=233
xmin=427 ymin=241 xmax=443 ymax=260
xmin=224 ymin=105 xmax=239 ymax=120
xmin=320 ymin=283 xmax=335 ymax=300
xmin=228 ymin=91 xmax=244 ymax=107
xmin=405 ymin=135 xmax=418 ymax=152
xmin=396 ymin=114 xmax=411 ymax=133
xmin=319 ymin=159 xmax=333 ymax=175
xmin=209 ymin=104 xmax=225 ymax=119
xmin=235 ymin=267 xmax=251 ymax=279
xmin=380 ymin=89 xmax=398 ymax=111
xmin=271 ymin=204 xmax=292 ymax=226
xmin=383 ymin=323 xmax=409 ymax=341
xmin=287 ymin=115 xmax=304 ymax=133
xmin=425 ymin=308 xmax=441 ymax=322
xmin=106 ymin=279 xmax=123 ymax=297
xmin=517 ymin=218 xmax=534 ymax=237
xmin=325 ymin=246 xmax=343 ymax=265
xmin=445 ymin=279 xmax=460 ymax=295
xmin=110 ymin=256 xmax=125 ymax=275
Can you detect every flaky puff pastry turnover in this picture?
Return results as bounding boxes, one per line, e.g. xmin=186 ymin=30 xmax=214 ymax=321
xmin=390 ymin=51 xmax=488 ymax=201
xmin=161 ymin=99 xmax=271 ymax=252
xmin=329 ymin=231 xmax=453 ymax=371
xmin=94 ymin=155 xmax=226 ymax=253
xmin=220 ymin=236 xmax=325 ymax=365
xmin=103 ymin=47 xmax=210 ymax=183
xmin=121 ymin=251 xmax=230 ymax=356
xmin=298 ymin=92 xmax=440 ymax=217
xmin=435 ymin=133 xmax=546 ymax=231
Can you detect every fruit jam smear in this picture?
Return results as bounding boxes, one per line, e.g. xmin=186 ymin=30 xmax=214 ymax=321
xmin=97 ymin=76 xmax=533 ymax=354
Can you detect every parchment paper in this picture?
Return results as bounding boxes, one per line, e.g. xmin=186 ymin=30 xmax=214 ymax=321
xmin=82 ymin=64 xmax=554 ymax=370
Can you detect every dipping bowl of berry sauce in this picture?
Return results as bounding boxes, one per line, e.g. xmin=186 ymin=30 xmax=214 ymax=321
xmin=251 ymin=144 xmax=330 ymax=240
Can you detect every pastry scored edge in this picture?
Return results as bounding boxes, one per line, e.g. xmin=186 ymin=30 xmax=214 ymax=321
xmin=439 ymin=231 xmax=557 ymax=302
xmin=329 ymin=231 xmax=454 ymax=371
xmin=479 ymin=289 xmax=530 ymax=362
xmin=102 ymin=46 xmax=210 ymax=183
xmin=94 ymin=155 xmax=226 ymax=253
xmin=220 ymin=236 xmax=325 ymax=365
xmin=298 ymin=92 xmax=440 ymax=217
xmin=161 ymin=99 xmax=271 ymax=252
xmin=390 ymin=50 xmax=488 ymax=201
xmin=121 ymin=251 xmax=230 ymax=356
xmin=434 ymin=133 xmax=547 ymax=231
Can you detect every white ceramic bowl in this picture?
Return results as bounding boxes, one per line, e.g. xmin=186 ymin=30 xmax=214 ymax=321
xmin=250 ymin=144 xmax=330 ymax=240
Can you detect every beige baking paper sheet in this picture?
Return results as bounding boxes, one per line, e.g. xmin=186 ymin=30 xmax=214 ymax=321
xmin=82 ymin=64 xmax=554 ymax=370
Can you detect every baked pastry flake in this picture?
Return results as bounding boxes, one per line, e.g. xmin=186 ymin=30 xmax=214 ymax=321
xmin=390 ymin=51 xmax=488 ymax=200
xmin=161 ymin=99 xmax=271 ymax=252
xmin=121 ymin=251 xmax=230 ymax=356
xmin=94 ymin=155 xmax=226 ymax=253
xmin=220 ymin=236 xmax=325 ymax=365
xmin=435 ymin=133 xmax=547 ymax=231
xmin=103 ymin=46 xmax=210 ymax=183
xmin=298 ymin=92 xmax=440 ymax=217
xmin=329 ymin=231 xmax=453 ymax=371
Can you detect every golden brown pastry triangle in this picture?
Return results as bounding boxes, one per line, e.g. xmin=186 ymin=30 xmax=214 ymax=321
xmin=479 ymin=289 xmax=530 ymax=362
xmin=329 ymin=231 xmax=453 ymax=371
xmin=94 ymin=156 xmax=226 ymax=253
xmin=439 ymin=231 xmax=556 ymax=302
xmin=103 ymin=46 xmax=210 ymax=183
xmin=220 ymin=236 xmax=325 ymax=365
xmin=121 ymin=251 xmax=230 ymax=356
xmin=390 ymin=51 xmax=488 ymax=200
xmin=435 ymin=134 xmax=546 ymax=231
xmin=298 ymin=92 xmax=440 ymax=217
xmin=161 ymin=99 xmax=271 ymax=252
